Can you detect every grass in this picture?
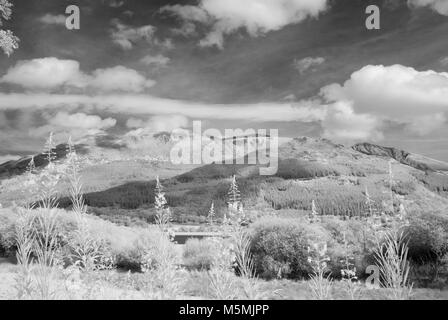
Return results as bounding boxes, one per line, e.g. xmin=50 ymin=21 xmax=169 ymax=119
xmin=374 ymin=229 xmax=414 ymax=300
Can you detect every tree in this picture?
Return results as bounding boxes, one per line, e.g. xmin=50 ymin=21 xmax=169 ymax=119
xmin=43 ymin=132 xmax=57 ymax=165
xmin=0 ymin=0 xmax=19 ymax=56
xmin=309 ymin=199 xmax=319 ymax=223
xmin=207 ymin=201 xmax=215 ymax=225
xmin=227 ymin=175 xmax=241 ymax=212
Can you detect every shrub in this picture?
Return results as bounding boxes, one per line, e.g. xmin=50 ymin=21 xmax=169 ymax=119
xmin=183 ymin=238 xmax=217 ymax=270
xmin=250 ymin=217 xmax=329 ymax=279
xmin=115 ymin=228 xmax=177 ymax=272
xmin=405 ymin=213 xmax=448 ymax=264
xmin=391 ymin=181 xmax=416 ymax=196
xmin=0 ymin=208 xmax=17 ymax=256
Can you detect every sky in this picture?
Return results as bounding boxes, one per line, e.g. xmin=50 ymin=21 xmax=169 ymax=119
xmin=0 ymin=0 xmax=448 ymax=161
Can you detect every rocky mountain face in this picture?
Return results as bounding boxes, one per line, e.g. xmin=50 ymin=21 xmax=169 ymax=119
xmin=352 ymin=142 xmax=448 ymax=172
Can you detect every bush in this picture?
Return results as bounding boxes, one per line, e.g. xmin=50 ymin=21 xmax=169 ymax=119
xmin=115 ymin=228 xmax=178 ymax=272
xmin=0 ymin=208 xmax=78 ymax=258
xmin=250 ymin=217 xmax=330 ymax=279
xmin=406 ymin=213 xmax=448 ymax=264
xmin=0 ymin=207 xmax=175 ymax=272
xmin=392 ymin=181 xmax=416 ymax=196
xmin=0 ymin=209 xmax=17 ymax=256
xmin=183 ymin=238 xmax=217 ymax=270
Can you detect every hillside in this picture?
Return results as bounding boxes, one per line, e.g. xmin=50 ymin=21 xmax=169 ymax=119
xmin=1 ymin=136 xmax=448 ymax=226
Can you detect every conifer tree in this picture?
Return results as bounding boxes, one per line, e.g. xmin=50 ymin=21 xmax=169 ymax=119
xmin=207 ymin=201 xmax=215 ymax=225
xmin=309 ymin=200 xmax=319 ymax=222
xmin=227 ymin=175 xmax=241 ymax=212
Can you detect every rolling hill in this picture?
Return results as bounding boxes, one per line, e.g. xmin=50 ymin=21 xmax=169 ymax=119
xmin=1 ymin=136 xmax=448 ymax=226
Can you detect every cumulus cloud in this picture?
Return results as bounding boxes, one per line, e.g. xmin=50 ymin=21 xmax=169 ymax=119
xmin=90 ymin=66 xmax=155 ymax=92
xmin=39 ymin=14 xmax=66 ymax=25
xmin=162 ymin=0 xmax=329 ymax=48
xmin=110 ymin=19 xmax=156 ymax=50
xmin=29 ymin=112 xmax=117 ymax=138
xmin=0 ymin=57 xmax=154 ymax=92
xmin=0 ymin=58 xmax=85 ymax=89
xmin=126 ymin=114 xmax=189 ymax=132
xmin=110 ymin=19 xmax=173 ymax=50
xmin=322 ymin=101 xmax=383 ymax=141
xmin=408 ymin=0 xmax=448 ymax=15
xmin=140 ymin=54 xmax=170 ymax=67
xmin=293 ymin=56 xmax=325 ymax=74
xmin=320 ymin=64 xmax=448 ymax=139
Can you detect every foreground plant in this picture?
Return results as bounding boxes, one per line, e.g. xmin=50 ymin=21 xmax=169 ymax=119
xmin=207 ymin=237 xmax=239 ymax=300
xmin=14 ymin=209 xmax=35 ymax=299
xmin=340 ymin=233 xmax=362 ymax=300
xmin=308 ymin=242 xmax=333 ymax=300
xmin=139 ymin=185 xmax=184 ymax=299
xmin=33 ymin=209 xmax=62 ymax=300
xmin=374 ymin=230 xmax=413 ymax=300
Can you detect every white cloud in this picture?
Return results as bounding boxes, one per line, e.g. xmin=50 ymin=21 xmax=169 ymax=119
xmin=440 ymin=56 xmax=448 ymax=66
xmin=29 ymin=112 xmax=117 ymax=138
xmin=322 ymin=101 xmax=383 ymax=141
xmin=408 ymin=0 xmax=448 ymax=15
xmin=162 ymin=0 xmax=328 ymax=48
xmin=140 ymin=54 xmax=170 ymax=67
xmin=39 ymin=14 xmax=66 ymax=25
xmin=293 ymin=56 xmax=325 ymax=74
xmin=90 ymin=66 xmax=155 ymax=92
xmin=0 ymin=92 xmax=325 ymax=123
xmin=110 ymin=19 xmax=156 ymax=50
xmin=406 ymin=113 xmax=446 ymax=136
xmin=0 ymin=58 xmax=85 ymax=89
xmin=127 ymin=114 xmax=189 ymax=132
xmin=0 ymin=57 xmax=155 ymax=92
xmin=109 ymin=19 xmax=174 ymax=50
xmin=320 ymin=64 xmax=448 ymax=139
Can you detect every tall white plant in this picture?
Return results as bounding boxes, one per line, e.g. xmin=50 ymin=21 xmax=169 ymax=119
xmin=44 ymin=132 xmax=57 ymax=166
xmin=66 ymin=137 xmax=86 ymax=217
xmin=374 ymin=230 xmax=413 ymax=300
xmin=154 ymin=176 xmax=171 ymax=227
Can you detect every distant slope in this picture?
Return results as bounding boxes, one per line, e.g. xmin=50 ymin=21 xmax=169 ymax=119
xmin=352 ymin=142 xmax=448 ymax=172
xmin=0 ymin=144 xmax=89 ymax=179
